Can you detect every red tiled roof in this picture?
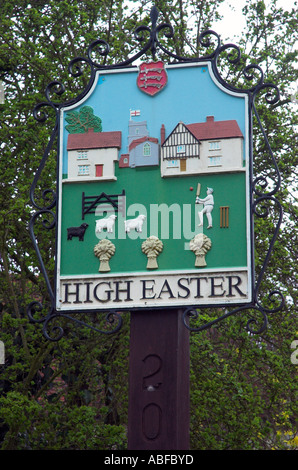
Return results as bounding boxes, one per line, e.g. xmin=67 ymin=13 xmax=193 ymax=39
xmin=129 ymin=136 xmax=159 ymax=151
xmin=186 ymin=116 xmax=243 ymax=140
xmin=67 ymin=129 xmax=122 ymax=150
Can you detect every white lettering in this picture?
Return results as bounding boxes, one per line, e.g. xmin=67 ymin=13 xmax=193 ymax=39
xmin=104 ymin=455 xmax=138 ymax=467
xmin=147 ymin=455 xmax=193 ymax=465
xmin=150 ymin=203 xmax=181 ymax=239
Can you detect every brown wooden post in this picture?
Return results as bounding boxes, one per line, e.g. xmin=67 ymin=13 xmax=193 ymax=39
xmin=128 ymin=309 xmax=190 ymax=450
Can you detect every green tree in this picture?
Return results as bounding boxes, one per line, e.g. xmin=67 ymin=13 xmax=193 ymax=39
xmin=0 ymin=0 xmax=297 ymax=450
xmin=65 ymin=106 xmax=102 ymax=133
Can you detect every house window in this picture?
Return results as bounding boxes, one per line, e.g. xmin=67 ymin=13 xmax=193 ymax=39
xmin=208 ymin=156 xmax=222 ymax=166
xmin=167 ymin=159 xmax=179 ymax=168
xmin=177 ymin=145 xmax=185 ymax=154
xmin=143 ymin=143 xmax=151 ymax=156
xmin=78 ymin=165 xmax=90 ymax=176
xmin=77 ymin=150 xmax=88 ymax=159
xmin=209 ymin=141 xmax=221 ymax=151
xmin=95 ymin=164 xmax=103 ymax=177
xmin=180 ymin=159 xmax=187 ymax=171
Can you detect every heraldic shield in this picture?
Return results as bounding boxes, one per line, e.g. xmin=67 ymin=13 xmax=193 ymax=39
xmin=137 ymin=60 xmax=168 ymax=96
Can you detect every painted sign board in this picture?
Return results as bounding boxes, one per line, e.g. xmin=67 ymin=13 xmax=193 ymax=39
xmin=56 ymin=61 xmax=252 ymax=312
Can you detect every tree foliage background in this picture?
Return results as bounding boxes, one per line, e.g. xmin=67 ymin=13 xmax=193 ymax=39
xmin=0 ymin=0 xmax=297 ymax=450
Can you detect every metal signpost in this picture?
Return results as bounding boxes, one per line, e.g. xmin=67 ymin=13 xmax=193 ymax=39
xmin=28 ymin=6 xmax=284 ymax=451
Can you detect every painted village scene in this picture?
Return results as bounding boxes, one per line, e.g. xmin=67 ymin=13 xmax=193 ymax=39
xmin=57 ymin=62 xmax=250 ymax=309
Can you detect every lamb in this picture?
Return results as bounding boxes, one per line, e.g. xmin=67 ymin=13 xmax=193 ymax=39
xmin=67 ymin=223 xmax=89 ymax=241
xmin=124 ymin=214 xmax=146 ymax=232
xmin=95 ymin=214 xmax=117 ymax=233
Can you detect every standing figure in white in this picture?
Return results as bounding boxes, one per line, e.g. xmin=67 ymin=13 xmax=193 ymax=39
xmin=196 ymin=187 xmax=214 ymax=229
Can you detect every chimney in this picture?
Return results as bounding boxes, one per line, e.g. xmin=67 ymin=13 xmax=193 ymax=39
xmin=206 ymin=116 xmax=214 ymax=122
xmin=160 ymin=124 xmax=165 ymax=144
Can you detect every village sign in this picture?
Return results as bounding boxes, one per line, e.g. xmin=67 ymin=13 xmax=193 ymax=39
xmin=28 ymin=6 xmax=284 ymax=338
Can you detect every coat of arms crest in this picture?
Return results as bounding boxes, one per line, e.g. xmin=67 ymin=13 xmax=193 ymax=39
xmin=137 ymin=60 xmax=168 ymax=96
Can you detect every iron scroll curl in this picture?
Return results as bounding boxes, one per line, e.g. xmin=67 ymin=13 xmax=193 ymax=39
xmin=27 ymin=301 xmax=123 ymax=342
xmin=28 ymin=6 xmax=283 ymax=339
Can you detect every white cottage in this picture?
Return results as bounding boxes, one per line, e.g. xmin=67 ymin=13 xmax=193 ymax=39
xmin=66 ymin=128 xmax=122 ymax=182
xmin=160 ymin=116 xmax=244 ymax=177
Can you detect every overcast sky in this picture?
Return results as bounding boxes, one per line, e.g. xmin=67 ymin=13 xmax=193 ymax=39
xmin=213 ymin=0 xmax=296 ymax=40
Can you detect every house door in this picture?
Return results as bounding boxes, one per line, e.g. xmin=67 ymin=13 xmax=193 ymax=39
xmin=95 ymin=164 xmax=103 ymax=177
xmin=180 ymin=159 xmax=186 ymax=171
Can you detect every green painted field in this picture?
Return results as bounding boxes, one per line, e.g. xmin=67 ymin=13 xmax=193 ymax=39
xmin=60 ymin=164 xmax=248 ymax=276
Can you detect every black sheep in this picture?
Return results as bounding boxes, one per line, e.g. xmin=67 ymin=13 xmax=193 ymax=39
xmin=67 ymin=223 xmax=89 ymax=241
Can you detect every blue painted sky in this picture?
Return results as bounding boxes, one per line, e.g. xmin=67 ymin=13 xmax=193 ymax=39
xmin=61 ymin=63 xmax=247 ymax=174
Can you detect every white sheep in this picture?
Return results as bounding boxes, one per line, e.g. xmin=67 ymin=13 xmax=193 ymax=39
xmin=95 ymin=214 xmax=117 ymax=233
xmin=124 ymin=214 xmax=146 ymax=232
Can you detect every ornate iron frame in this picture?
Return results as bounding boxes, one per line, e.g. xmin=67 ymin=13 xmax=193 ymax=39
xmin=27 ymin=6 xmax=284 ymax=341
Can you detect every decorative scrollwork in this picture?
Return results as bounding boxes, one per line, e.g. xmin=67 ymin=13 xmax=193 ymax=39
xmin=182 ymin=305 xmax=269 ymax=335
xmin=211 ymin=44 xmax=268 ymax=95
xmin=251 ymin=94 xmax=281 ymax=198
xmin=33 ymin=101 xmax=55 ymax=123
xmin=198 ymin=30 xmax=221 ymax=57
xmin=28 ymin=209 xmax=56 ymax=300
xmin=68 ymin=56 xmax=89 ymax=78
xmin=242 ymin=64 xmax=264 ymax=90
xmin=257 ymin=290 xmax=285 ymax=315
xmin=134 ymin=4 xmax=162 ymax=59
xmin=29 ymin=113 xmax=58 ymax=211
xmin=28 ymin=306 xmax=123 ymax=342
xmin=43 ymin=315 xmax=65 ymax=342
xmin=28 ymin=5 xmax=283 ymax=339
xmin=27 ymin=301 xmax=52 ymax=325
xmin=87 ymin=39 xmax=110 ymax=67
xmin=45 ymin=80 xmax=65 ymax=104
xmin=253 ymin=82 xmax=280 ymax=105
xmin=253 ymin=196 xmax=284 ymax=314
xmin=245 ymin=307 xmax=268 ymax=335
xmin=219 ymin=43 xmax=241 ymax=65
